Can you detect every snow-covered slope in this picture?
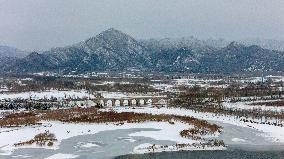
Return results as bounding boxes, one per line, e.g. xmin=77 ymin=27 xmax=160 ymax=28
xmin=0 ymin=45 xmax=28 ymax=58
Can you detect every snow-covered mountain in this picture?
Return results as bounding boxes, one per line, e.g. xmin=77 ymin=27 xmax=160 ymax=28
xmin=198 ymin=42 xmax=284 ymax=73
xmin=241 ymin=38 xmax=284 ymax=51
xmin=2 ymin=29 xmax=284 ymax=74
xmin=5 ymin=28 xmax=151 ymax=73
xmin=0 ymin=45 xmax=28 ymax=58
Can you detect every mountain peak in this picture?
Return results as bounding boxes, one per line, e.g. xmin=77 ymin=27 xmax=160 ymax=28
xmin=98 ymin=28 xmax=127 ymax=37
xmin=82 ymin=28 xmax=136 ymax=46
xmin=227 ymin=41 xmax=243 ymax=48
xmin=105 ymin=28 xmax=119 ymax=32
xmin=222 ymin=41 xmax=245 ymax=52
xmin=25 ymin=51 xmax=41 ymax=59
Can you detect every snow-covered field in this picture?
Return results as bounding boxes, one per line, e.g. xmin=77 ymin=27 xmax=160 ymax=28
xmin=222 ymin=100 xmax=284 ymax=112
xmin=0 ymin=119 xmax=218 ymax=156
xmin=111 ymin=107 xmax=284 ymax=143
xmin=1 ymin=104 xmax=284 ymax=157
xmin=170 ymin=78 xmax=228 ymax=89
xmin=0 ymin=90 xmax=94 ymax=100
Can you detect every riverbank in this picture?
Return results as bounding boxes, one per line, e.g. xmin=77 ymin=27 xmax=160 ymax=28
xmin=115 ymin=149 xmax=284 ymax=159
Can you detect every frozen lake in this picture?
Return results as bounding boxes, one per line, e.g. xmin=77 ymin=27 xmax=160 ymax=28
xmin=1 ymin=122 xmax=284 ymax=159
xmin=1 ymin=128 xmax=174 ymax=159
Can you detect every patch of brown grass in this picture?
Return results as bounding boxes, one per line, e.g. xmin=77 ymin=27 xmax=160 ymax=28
xmin=14 ymin=132 xmax=57 ymax=147
xmin=40 ymin=108 xmax=221 ymax=134
xmin=179 ymin=126 xmax=220 ymax=141
xmin=0 ymin=111 xmax=39 ymax=127
xmin=174 ymin=116 xmax=221 ymax=134
xmin=1 ymin=107 xmax=222 ymax=138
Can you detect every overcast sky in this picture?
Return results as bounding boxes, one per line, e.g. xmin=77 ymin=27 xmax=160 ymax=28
xmin=0 ymin=0 xmax=283 ymax=51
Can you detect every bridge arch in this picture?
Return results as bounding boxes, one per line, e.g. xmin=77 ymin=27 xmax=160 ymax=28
xmin=131 ymin=99 xmax=139 ymax=106
xmin=105 ymin=99 xmax=113 ymax=107
xmin=145 ymin=99 xmax=152 ymax=105
xmin=157 ymin=99 xmax=167 ymax=105
xmin=140 ymin=99 xmax=147 ymax=105
xmin=114 ymin=100 xmax=121 ymax=107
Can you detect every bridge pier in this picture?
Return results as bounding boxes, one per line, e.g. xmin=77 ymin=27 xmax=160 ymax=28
xmin=128 ymin=99 xmax=132 ymax=106
xmin=103 ymin=99 xmax=108 ymax=107
xmin=143 ymin=98 xmax=148 ymax=105
xmin=120 ymin=99 xmax=124 ymax=106
xmin=152 ymin=98 xmax=159 ymax=105
xmin=136 ymin=99 xmax=141 ymax=106
xmin=112 ymin=99 xmax=116 ymax=107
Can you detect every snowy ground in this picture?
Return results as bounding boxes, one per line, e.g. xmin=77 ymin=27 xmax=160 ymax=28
xmin=110 ymin=107 xmax=284 ymax=143
xmin=0 ymin=119 xmax=218 ymax=156
xmin=222 ymin=100 xmax=284 ymax=112
xmin=1 ymin=105 xmax=284 ymax=157
xmin=0 ymin=90 xmax=94 ymax=101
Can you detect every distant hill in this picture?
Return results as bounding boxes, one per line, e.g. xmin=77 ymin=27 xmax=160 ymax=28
xmin=0 ymin=45 xmax=28 ymax=74
xmin=241 ymin=38 xmax=284 ymax=51
xmin=1 ymin=28 xmax=284 ymax=74
xmin=198 ymin=42 xmax=284 ymax=73
xmin=0 ymin=45 xmax=28 ymax=58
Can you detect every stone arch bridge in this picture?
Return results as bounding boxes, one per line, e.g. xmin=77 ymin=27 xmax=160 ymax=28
xmin=100 ymin=95 xmax=168 ymax=107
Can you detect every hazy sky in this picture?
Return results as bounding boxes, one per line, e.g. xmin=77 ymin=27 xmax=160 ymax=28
xmin=0 ymin=0 xmax=283 ymax=51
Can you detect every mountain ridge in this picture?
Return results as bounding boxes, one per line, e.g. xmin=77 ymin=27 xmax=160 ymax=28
xmin=1 ymin=28 xmax=284 ymax=74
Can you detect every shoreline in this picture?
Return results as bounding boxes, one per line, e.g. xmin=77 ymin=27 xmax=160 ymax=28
xmin=115 ymin=149 xmax=284 ymax=159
